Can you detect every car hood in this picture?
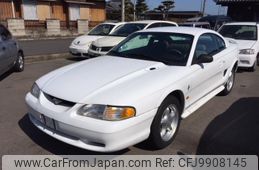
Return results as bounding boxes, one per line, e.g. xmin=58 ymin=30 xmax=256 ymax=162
xmin=72 ymin=35 xmax=102 ymax=46
xmin=39 ymin=56 xmax=189 ymax=105
xmin=92 ymin=36 xmax=126 ymax=47
xmin=235 ymin=40 xmax=257 ymax=49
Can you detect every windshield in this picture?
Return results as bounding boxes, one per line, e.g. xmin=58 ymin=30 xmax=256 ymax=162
xmin=108 ymin=32 xmax=194 ymax=66
xmin=88 ymin=24 xmax=115 ymax=36
xmin=219 ymin=25 xmax=257 ymax=40
xmin=110 ymin=23 xmax=147 ymax=37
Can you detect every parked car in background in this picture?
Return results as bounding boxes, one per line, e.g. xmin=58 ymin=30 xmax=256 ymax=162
xmin=179 ymin=22 xmax=211 ymax=29
xmin=185 ymin=17 xmax=201 ymax=22
xmin=26 ymin=27 xmax=238 ymax=152
xmin=218 ymin=22 xmax=259 ymax=71
xmin=0 ymin=24 xmax=24 ymax=76
xmin=199 ymin=15 xmax=232 ymax=30
xmin=88 ymin=20 xmax=178 ymax=57
xmin=69 ymin=22 xmax=125 ymax=57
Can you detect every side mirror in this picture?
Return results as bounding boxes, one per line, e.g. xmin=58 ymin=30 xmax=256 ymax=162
xmin=196 ymin=54 xmax=213 ymax=64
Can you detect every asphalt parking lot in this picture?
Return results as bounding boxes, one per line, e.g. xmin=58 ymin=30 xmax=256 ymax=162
xmin=0 ymin=58 xmax=258 ymax=157
xmin=18 ymin=38 xmax=74 ymax=56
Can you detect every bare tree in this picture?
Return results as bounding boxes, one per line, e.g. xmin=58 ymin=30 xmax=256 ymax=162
xmin=154 ymin=0 xmax=175 ymax=20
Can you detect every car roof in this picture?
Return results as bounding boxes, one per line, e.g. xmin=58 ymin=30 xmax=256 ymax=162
xmin=127 ymin=20 xmax=177 ymax=25
xmin=223 ymin=22 xmax=258 ymax=26
xmin=200 ymin=15 xmax=231 ymax=19
xmin=101 ymin=22 xmax=125 ymax=26
xmin=180 ymin=22 xmax=210 ymax=25
xmin=139 ymin=27 xmax=216 ymax=36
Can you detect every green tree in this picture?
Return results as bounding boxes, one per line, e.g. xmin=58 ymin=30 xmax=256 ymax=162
xmin=125 ymin=0 xmax=134 ymax=21
xmin=136 ymin=0 xmax=149 ymax=20
xmin=155 ymin=0 xmax=175 ymax=19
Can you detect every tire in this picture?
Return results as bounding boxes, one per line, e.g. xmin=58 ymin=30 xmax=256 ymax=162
xmin=13 ymin=51 xmax=24 ymax=72
xmin=257 ymin=54 xmax=259 ymax=66
xmin=248 ymin=62 xmax=256 ymax=72
xmin=148 ymin=96 xmax=181 ymax=149
xmin=220 ymin=69 xmax=235 ymax=96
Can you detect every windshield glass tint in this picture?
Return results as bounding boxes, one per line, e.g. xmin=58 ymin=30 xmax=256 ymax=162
xmin=219 ymin=25 xmax=257 ymax=40
xmin=110 ymin=23 xmax=147 ymax=37
xmin=108 ymin=32 xmax=194 ymax=66
xmin=88 ymin=24 xmax=115 ymax=36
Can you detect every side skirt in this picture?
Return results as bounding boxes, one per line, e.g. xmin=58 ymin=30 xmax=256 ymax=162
xmin=181 ymin=85 xmax=225 ymax=119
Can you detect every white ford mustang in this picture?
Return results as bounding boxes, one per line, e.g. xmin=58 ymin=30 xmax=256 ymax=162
xmin=26 ymin=27 xmax=238 ymax=152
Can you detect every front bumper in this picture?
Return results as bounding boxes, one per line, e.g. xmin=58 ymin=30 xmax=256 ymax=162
xmin=69 ymin=45 xmax=89 ymax=58
xmin=88 ymin=48 xmax=108 ymax=57
xmin=25 ymin=93 xmax=156 ymax=152
xmin=238 ymin=54 xmax=256 ymax=68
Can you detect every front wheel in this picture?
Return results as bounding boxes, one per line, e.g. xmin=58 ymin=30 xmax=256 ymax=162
xmin=13 ymin=51 xmax=24 ymax=72
xmin=248 ymin=62 xmax=256 ymax=72
xmin=220 ymin=69 xmax=235 ymax=96
xmin=148 ymin=96 xmax=181 ymax=149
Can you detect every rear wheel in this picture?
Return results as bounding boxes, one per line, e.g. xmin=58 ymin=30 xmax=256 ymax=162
xmin=220 ymin=69 xmax=235 ymax=96
xmin=13 ymin=51 xmax=24 ymax=72
xmin=148 ymin=96 xmax=181 ymax=149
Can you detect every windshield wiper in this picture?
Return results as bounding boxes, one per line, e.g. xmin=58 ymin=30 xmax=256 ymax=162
xmin=108 ymin=52 xmax=173 ymax=65
xmin=108 ymin=50 xmax=121 ymax=56
xmin=125 ymin=53 xmax=172 ymax=65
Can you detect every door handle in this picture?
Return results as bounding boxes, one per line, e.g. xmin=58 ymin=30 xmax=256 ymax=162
xmin=2 ymin=46 xmax=6 ymax=51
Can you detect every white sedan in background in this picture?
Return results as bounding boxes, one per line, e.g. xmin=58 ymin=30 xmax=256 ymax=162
xmin=69 ymin=22 xmax=124 ymax=57
xmin=219 ymin=22 xmax=259 ymax=71
xmin=26 ymin=27 xmax=238 ymax=152
xmin=88 ymin=20 xmax=178 ymax=57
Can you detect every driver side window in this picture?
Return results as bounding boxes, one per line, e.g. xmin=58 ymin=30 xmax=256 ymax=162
xmin=0 ymin=25 xmax=12 ymax=41
xmin=193 ymin=34 xmax=218 ymax=64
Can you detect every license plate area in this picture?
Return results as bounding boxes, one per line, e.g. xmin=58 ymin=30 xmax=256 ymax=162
xmin=70 ymin=49 xmax=79 ymax=54
xmin=40 ymin=114 xmax=56 ymax=130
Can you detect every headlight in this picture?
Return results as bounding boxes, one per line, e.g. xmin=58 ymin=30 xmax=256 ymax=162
xmin=73 ymin=40 xmax=89 ymax=46
xmin=77 ymin=104 xmax=136 ymax=121
xmin=239 ymin=49 xmax=255 ymax=55
xmin=31 ymin=83 xmax=40 ymax=98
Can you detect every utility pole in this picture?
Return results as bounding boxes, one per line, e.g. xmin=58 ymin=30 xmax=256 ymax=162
xmin=121 ymin=0 xmax=125 ymax=22
xmin=202 ymin=0 xmax=207 ymax=16
xmin=133 ymin=0 xmax=136 ymax=21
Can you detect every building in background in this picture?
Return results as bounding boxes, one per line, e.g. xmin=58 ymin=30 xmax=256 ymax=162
xmin=216 ymin=0 xmax=259 ymax=21
xmin=0 ymin=0 xmax=106 ymax=36
xmin=144 ymin=11 xmax=203 ymax=23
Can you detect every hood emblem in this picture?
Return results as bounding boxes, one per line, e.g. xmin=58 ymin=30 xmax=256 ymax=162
xmin=77 ymin=41 xmax=80 ymax=44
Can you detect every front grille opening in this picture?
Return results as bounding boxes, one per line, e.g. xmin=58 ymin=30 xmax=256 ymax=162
xmin=82 ymin=139 xmax=105 ymax=147
xmin=91 ymin=45 xmax=97 ymax=51
xmin=44 ymin=93 xmax=76 ymax=107
xmin=101 ymin=46 xmax=113 ymax=52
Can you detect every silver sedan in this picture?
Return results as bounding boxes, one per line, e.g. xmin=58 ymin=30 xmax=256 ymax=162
xmin=0 ymin=24 xmax=24 ymax=76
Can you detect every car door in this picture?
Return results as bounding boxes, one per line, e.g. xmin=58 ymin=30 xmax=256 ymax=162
xmin=185 ymin=33 xmax=226 ymax=107
xmin=2 ymin=26 xmax=17 ymax=65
